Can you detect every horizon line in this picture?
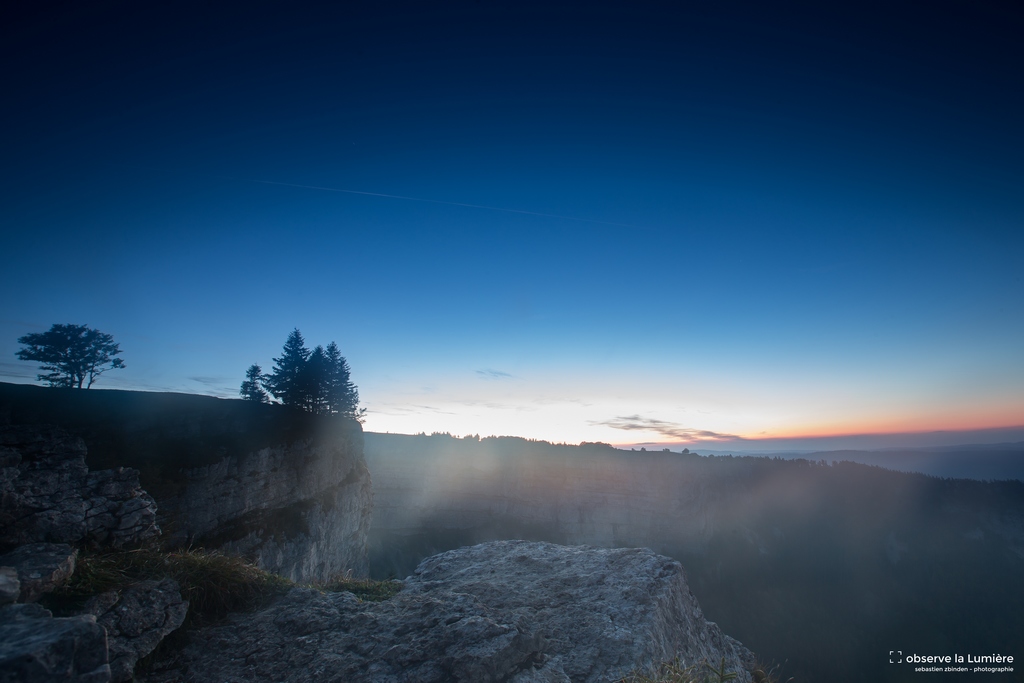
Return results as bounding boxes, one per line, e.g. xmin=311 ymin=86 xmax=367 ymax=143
xmin=3 ymin=380 xmax=1021 ymax=450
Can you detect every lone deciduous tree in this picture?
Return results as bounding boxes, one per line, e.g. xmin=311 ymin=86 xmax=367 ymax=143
xmin=16 ymin=323 xmax=125 ymax=389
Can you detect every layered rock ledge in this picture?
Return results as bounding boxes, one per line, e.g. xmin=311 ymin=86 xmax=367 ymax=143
xmin=145 ymin=541 xmax=755 ymax=683
xmin=0 ymin=384 xmax=373 ymax=583
xmin=0 ymin=425 xmax=159 ymax=552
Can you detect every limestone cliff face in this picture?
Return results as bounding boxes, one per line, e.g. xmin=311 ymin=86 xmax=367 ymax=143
xmin=0 ymin=425 xmax=160 ymax=552
xmin=0 ymin=382 xmax=373 ymax=582
xmin=161 ymin=430 xmax=372 ymax=581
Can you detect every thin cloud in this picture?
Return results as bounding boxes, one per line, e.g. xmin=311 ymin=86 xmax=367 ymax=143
xmin=531 ymin=396 xmax=593 ymax=407
xmin=376 ymin=404 xmax=459 ymax=416
xmin=593 ymin=415 xmax=741 ymax=442
xmin=188 ymin=376 xmax=227 ymax=386
xmin=0 ymin=361 xmax=37 ymax=379
xmin=411 ymin=404 xmax=459 ymax=415
xmin=462 ymin=399 xmax=513 ymax=409
xmin=475 ymin=369 xmax=514 ymax=380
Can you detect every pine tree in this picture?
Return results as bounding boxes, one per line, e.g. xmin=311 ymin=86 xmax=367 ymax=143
xmin=265 ymin=329 xmax=311 ymax=408
xmin=239 ymin=364 xmax=269 ymax=403
xmin=302 ymin=345 xmax=330 ymax=415
xmin=324 ymin=341 xmax=362 ymax=420
xmin=255 ymin=331 xmax=363 ymax=420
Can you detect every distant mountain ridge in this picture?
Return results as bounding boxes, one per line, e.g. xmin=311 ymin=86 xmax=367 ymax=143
xmin=691 ymin=442 xmax=1024 ymax=481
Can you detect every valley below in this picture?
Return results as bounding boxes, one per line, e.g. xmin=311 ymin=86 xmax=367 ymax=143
xmin=364 ymin=432 xmax=1024 ymax=683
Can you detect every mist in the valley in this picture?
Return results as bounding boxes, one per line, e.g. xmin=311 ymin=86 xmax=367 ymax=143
xmin=364 ymin=433 xmax=1024 ymax=683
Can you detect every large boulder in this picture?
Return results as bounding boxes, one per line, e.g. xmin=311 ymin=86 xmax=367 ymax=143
xmin=404 ymin=541 xmax=755 ymax=682
xmin=142 ymin=541 xmax=754 ymax=683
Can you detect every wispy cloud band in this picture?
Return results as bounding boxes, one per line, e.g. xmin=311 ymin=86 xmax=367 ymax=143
xmin=475 ymin=369 xmax=514 ymax=380
xmin=593 ymin=415 xmax=740 ymax=442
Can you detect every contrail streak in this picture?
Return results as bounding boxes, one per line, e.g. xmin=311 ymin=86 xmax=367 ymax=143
xmin=247 ymin=178 xmax=639 ymax=228
xmin=116 ymin=165 xmax=641 ymax=229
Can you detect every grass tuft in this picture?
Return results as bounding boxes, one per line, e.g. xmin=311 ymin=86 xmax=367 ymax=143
xmin=45 ymin=548 xmax=291 ymax=626
xmin=751 ymin=660 xmax=792 ymax=683
xmin=45 ymin=547 xmax=403 ymax=620
xmin=619 ymin=658 xmax=705 ymax=683
xmin=619 ymin=656 xmax=780 ymax=683
xmin=318 ymin=576 xmax=403 ymax=602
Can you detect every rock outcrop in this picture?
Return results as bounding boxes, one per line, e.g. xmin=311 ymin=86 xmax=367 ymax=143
xmin=405 ymin=541 xmax=754 ymax=681
xmin=83 ymin=579 xmax=188 ymax=683
xmin=0 ymin=425 xmax=159 ymax=552
xmin=0 ymin=566 xmax=18 ymax=605
xmin=0 ymin=603 xmax=111 ymax=683
xmin=0 ymin=387 xmax=376 ymax=678
xmin=0 ymin=383 xmax=373 ymax=583
xmin=0 ymin=425 xmax=185 ymax=682
xmin=143 ymin=541 xmax=755 ymax=683
xmin=0 ymin=543 xmax=77 ymax=603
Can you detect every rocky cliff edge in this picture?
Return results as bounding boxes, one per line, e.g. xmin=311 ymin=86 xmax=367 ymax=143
xmin=0 ymin=383 xmax=373 ymax=582
xmin=143 ymin=540 xmax=756 ymax=683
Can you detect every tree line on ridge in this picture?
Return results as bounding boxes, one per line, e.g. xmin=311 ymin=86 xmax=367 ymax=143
xmin=241 ymin=328 xmax=363 ymax=420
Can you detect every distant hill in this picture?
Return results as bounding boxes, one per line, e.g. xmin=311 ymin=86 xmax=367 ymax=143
xmin=693 ymin=443 xmax=1024 ymax=481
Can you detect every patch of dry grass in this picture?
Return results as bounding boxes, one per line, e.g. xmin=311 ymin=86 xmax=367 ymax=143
xmin=318 ymin=575 xmax=403 ymax=602
xmin=619 ymin=656 xmax=788 ymax=683
xmin=47 ymin=547 xmax=403 ymax=620
xmin=45 ymin=548 xmax=291 ymax=625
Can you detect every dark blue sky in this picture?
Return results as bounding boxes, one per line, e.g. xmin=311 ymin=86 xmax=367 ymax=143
xmin=2 ymin=1 xmax=1022 ymax=446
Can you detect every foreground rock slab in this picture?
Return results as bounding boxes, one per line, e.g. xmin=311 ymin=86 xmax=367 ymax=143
xmin=406 ymin=541 xmax=755 ymax=681
xmin=0 ymin=603 xmax=110 ymax=683
xmin=145 ymin=541 xmax=754 ymax=683
xmin=0 ymin=566 xmax=19 ymax=604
